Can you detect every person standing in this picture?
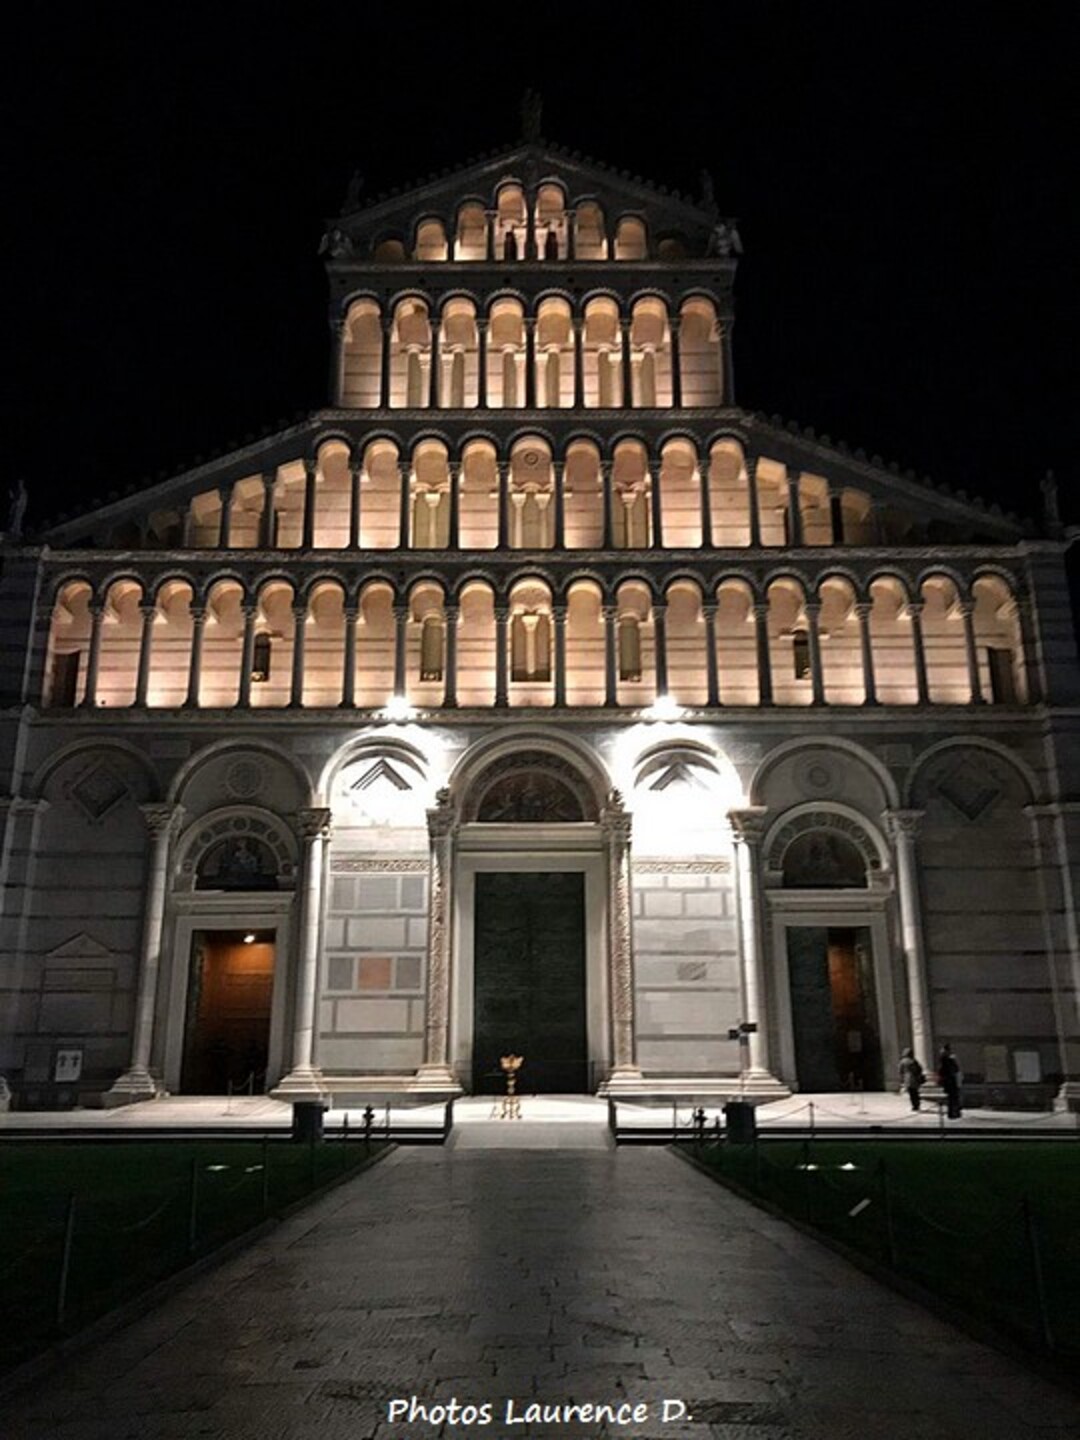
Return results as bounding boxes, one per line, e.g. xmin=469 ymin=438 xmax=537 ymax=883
xmin=898 ymin=1047 xmax=925 ymax=1111
xmin=938 ymin=1042 xmax=963 ymax=1119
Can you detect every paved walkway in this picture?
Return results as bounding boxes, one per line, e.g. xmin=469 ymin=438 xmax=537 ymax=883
xmin=2 ymin=1146 xmax=1078 ymax=1439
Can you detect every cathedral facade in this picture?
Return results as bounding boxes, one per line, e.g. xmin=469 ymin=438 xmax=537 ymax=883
xmin=1 ymin=139 xmax=1078 ymax=1109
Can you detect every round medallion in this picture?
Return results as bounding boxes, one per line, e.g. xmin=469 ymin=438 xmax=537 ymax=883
xmin=225 ymin=759 xmax=264 ymax=800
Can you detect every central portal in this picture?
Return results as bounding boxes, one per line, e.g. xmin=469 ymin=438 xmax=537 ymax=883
xmin=472 ymin=871 xmax=587 ymax=1094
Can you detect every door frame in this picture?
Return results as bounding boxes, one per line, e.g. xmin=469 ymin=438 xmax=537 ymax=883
xmin=160 ymin=892 xmax=295 ymax=1093
xmin=767 ymin=892 xmax=900 ymax=1092
xmin=452 ymin=824 xmax=609 ymax=1092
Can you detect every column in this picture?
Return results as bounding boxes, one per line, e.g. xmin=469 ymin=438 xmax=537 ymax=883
xmin=348 ymin=458 xmax=362 ymax=549
xmin=80 ymin=600 xmax=105 ymax=708
xmin=477 ymin=321 xmax=488 ymax=406
xmin=785 ymin=466 xmax=803 ymax=546
xmin=1016 ymin=594 xmax=1042 ymax=704
xmin=218 ymin=486 xmax=233 ymax=548
xmin=958 ymin=600 xmax=984 ymax=703
xmin=497 ymin=462 xmax=510 ymax=549
xmin=854 ymin=601 xmax=878 ymax=705
xmin=399 ymin=461 xmax=411 ymax=548
xmin=380 ymin=320 xmax=392 ymax=407
xmin=829 ymin=489 xmax=845 ymax=543
xmin=331 ymin=317 xmax=346 ymax=405
xmin=106 ymin=804 xmax=185 ymax=1102
xmin=553 ymin=460 xmax=566 ymax=548
xmin=601 ymin=790 xmax=643 ymax=1086
xmin=728 ymin=807 xmax=783 ymax=1087
xmin=260 ymin=472 xmax=276 ymax=548
xmin=603 ymin=604 xmax=618 ymax=706
xmin=485 ymin=211 xmax=496 ymax=261
xmin=699 ymin=456 xmax=713 ymax=547
xmin=524 ymin=319 xmax=536 ymax=407
xmin=184 ymin=604 xmax=207 ymax=708
xmin=649 ymin=469 xmax=663 ymax=548
xmin=601 ymin=463 xmax=614 ymax=548
xmin=1024 ymin=804 xmax=1080 ymax=1107
xmin=572 ymin=319 xmax=585 ymax=406
xmin=448 ymin=462 xmax=461 ymax=549
xmin=805 ymin=599 xmax=825 ymax=705
xmin=884 ymin=810 xmax=934 ymax=1072
xmin=907 ymin=600 xmax=930 ymax=703
xmin=392 ymin=604 xmax=408 ymax=698
xmin=414 ymin=789 xmax=460 ymax=1090
xmin=289 ymin=601 xmax=307 ymax=707
xmin=746 ymin=453 xmax=762 ymax=546
xmin=237 ymin=602 xmax=257 ymax=707
xmin=302 ymin=461 xmax=317 ymax=549
xmin=340 ymin=604 xmax=359 ymax=707
xmin=652 ymin=601 xmax=669 ymax=697
xmin=670 ymin=318 xmax=682 ymax=407
xmin=134 ymin=601 xmax=156 ymax=706
xmin=753 ymin=602 xmax=773 ymax=705
xmin=703 ymin=602 xmax=720 ymax=706
xmin=721 ymin=317 xmax=735 ymax=404
xmin=443 ymin=603 xmax=459 ymax=707
xmin=428 ymin=320 xmax=441 ymax=408
xmin=494 ymin=604 xmax=509 ymax=707
xmin=621 ymin=320 xmax=633 ymax=407
xmin=275 ymin=808 xmax=331 ymax=1096
xmin=553 ymin=603 xmax=568 ymax=706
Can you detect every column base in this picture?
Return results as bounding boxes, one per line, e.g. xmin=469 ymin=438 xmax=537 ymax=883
xmin=597 ymin=1064 xmax=646 ymax=1095
xmin=270 ymin=1065 xmax=328 ymax=1101
xmin=411 ymin=1064 xmax=464 ymax=1095
xmin=103 ymin=1066 xmax=164 ymax=1107
xmin=733 ymin=1068 xmax=792 ymax=1101
xmin=1054 ymin=1080 xmax=1080 ymax=1114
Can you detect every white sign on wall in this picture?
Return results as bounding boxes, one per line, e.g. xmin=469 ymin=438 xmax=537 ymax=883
xmin=54 ymin=1048 xmax=84 ymax=1083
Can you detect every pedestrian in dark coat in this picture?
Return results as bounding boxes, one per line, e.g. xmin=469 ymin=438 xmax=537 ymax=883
xmin=938 ymin=1042 xmax=963 ymax=1119
xmin=898 ymin=1047 xmax=925 ymax=1110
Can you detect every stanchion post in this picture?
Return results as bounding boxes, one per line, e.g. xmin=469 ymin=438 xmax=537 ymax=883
xmin=55 ymin=1192 xmax=77 ymax=1331
xmin=187 ymin=1157 xmax=199 ymax=1254
xmin=1021 ymin=1195 xmax=1054 ymax=1351
xmin=802 ymin=1138 xmax=813 ymax=1223
xmin=809 ymin=1100 xmax=816 ymax=1140
xmin=363 ymin=1105 xmax=374 ymax=1151
xmin=342 ymin=1112 xmax=349 ymax=1171
xmin=261 ymin=1133 xmax=270 ymax=1216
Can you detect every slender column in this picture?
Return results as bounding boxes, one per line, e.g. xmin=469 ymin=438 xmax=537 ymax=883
xmin=854 ymin=601 xmax=878 ymax=705
xmin=829 ymin=489 xmax=845 ymax=543
xmin=785 ymin=466 xmax=803 ymax=546
xmin=721 ymin=317 xmax=735 ymax=404
xmin=648 ymin=469 xmax=663 ymax=548
xmin=443 ymin=603 xmax=459 ymax=708
xmin=184 ymin=604 xmax=207 ymax=708
xmin=746 ymin=453 xmax=762 ymax=546
xmin=621 ymin=320 xmax=633 ymax=407
xmin=670 ymin=319 xmax=682 ymax=407
xmin=106 ymin=804 xmax=185 ymax=1101
xmin=414 ymin=790 xmax=459 ymax=1090
xmin=81 ymin=600 xmax=105 ymax=708
xmin=218 ymin=486 xmax=233 ymax=548
xmin=727 ymin=807 xmax=778 ymax=1082
xmin=907 ymin=600 xmax=930 ymax=703
xmin=553 ymin=603 xmax=568 ymax=707
xmin=181 ymin=504 xmax=195 ymax=548
xmin=485 ymin=210 xmax=496 ymax=261
xmin=703 ymin=602 xmax=720 ymax=706
xmin=428 ymin=321 xmax=441 ymax=408
xmin=399 ymin=461 xmax=411 ymax=548
xmin=572 ymin=319 xmax=585 ymax=407
xmin=603 ymin=605 xmax=618 ymax=706
xmin=447 ymin=462 xmax=461 ymax=549
xmin=302 ymin=461 xmax=317 ymax=549
xmin=260 ymin=472 xmax=276 ymax=548
xmin=497 ymin=462 xmax=510 ymax=549
xmin=699 ymin=457 xmax=713 ymax=547
xmin=237 ymin=602 xmax=257 ymax=707
xmin=958 ymin=599 xmax=984 ymax=703
xmin=348 ymin=458 xmax=362 ymax=549
xmin=392 ymin=604 xmax=408 ymax=698
xmin=340 ymin=604 xmax=359 ymax=707
xmin=601 ymin=791 xmax=642 ymax=1085
xmin=494 ymin=604 xmax=509 ymax=707
xmin=1016 ymin=594 xmax=1042 ymax=703
xmin=134 ymin=601 xmax=156 ymax=706
xmin=477 ymin=322 xmax=488 ymax=406
xmin=380 ymin=321 xmax=392 ymax=407
xmin=652 ymin=601 xmax=669 ymax=697
xmin=553 ymin=460 xmax=566 ymax=549
xmin=275 ymin=808 xmax=331 ymax=1096
xmin=805 ymin=599 xmax=825 ymax=705
xmin=524 ymin=319 xmax=536 ymax=407
xmin=289 ymin=602 xmax=307 ymax=707
xmin=884 ymin=810 xmax=934 ymax=1072
xmin=331 ymin=316 xmax=346 ymax=405
xmin=753 ymin=601 xmax=773 ymax=705
xmin=601 ymin=463 xmax=614 ymax=549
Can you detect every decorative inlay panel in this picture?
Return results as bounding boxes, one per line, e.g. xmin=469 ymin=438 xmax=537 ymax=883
xmin=632 ymin=859 xmax=731 ymax=873
xmin=331 ymin=856 xmax=429 ymax=872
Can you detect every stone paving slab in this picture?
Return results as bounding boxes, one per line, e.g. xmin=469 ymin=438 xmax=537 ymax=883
xmin=1 ymin=1146 xmax=1078 ymax=1439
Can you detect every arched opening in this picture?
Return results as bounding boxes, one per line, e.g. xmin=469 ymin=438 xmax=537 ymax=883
xmin=508 ymin=578 xmax=553 ymax=705
xmin=565 ymin=579 xmax=604 ymax=706
xmin=509 ymin=438 xmax=554 ymax=549
xmin=414 ymin=217 xmax=448 ymax=261
xmin=454 ymin=201 xmax=488 ymax=261
xmin=535 ymin=183 xmax=568 ymax=259
xmin=612 ymin=440 xmax=651 ymax=548
xmin=341 ymin=298 xmax=383 ymax=408
xmin=615 ymin=580 xmax=654 ymax=705
xmin=582 ymin=297 xmax=622 ymax=406
xmin=303 ymin=581 xmax=345 ymax=707
xmin=202 ymin=579 xmax=245 ymax=707
xmin=755 ymin=457 xmax=788 ymax=546
xmin=410 ymin=440 xmax=450 ymax=548
xmin=228 ymin=476 xmax=265 ymax=548
xmin=147 ymin=580 xmax=194 ymax=707
xmin=665 ymin=580 xmax=706 ymax=705
xmin=708 ymin=439 xmax=751 ymax=546
xmin=439 ymin=297 xmax=479 ymax=407
xmin=359 ymin=440 xmax=402 ymax=550
xmin=253 ymin=581 xmax=296 ymax=708
xmin=487 ymin=297 xmax=525 ymax=407
xmin=98 ymin=579 xmax=144 ymax=708
xmin=715 ymin=579 xmax=759 ymax=705
xmin=767 ymin=578 xmax=812 ymax=706
xmin=457 ymin=580 xmax=496 ymax=706
xmin=920 ymin=574 xmax=969 ymax=703
xmin=818 ymin=577 xmax=863 ymax=705
xmin=564 ymin=440 xmax=603 ymax=549
xmin=869 ymin=576 xmax=917 ymax=704
xmin=356 ymin=581 xmax=395 ymax=708
xmin=409 ymin=581 xmax=447 ymax=705
xmin=615 ymin=216 xmax=647 ymax=260
xmin=373 ymin=237 xmax=407 ymax=263
xmin=574 ymin=200 xmax=607 ymax=260
xmin=312 ymin=439 xmax=351 ymax=548
xmin=495 ymin=183 xmax=527 ymax=260
xmin=973 ymin=574 xmax=1025 ymax=703
xmin=630 ymin=297 xmax=670 ymax=406
xmin=679 ymin=297 xmax=722 ymax=406
xmin=460 ymin=440 xmax=498 ymax=549
xmin=799 ymin=472 xmax=833 ymax=545
xmin=390 ymin=298 xmax=432 ymax=408
xmin=659 ymin=438 xmax=701 ymax=547
xmin=44 ymin=580 xmax=93 ymax=707
xmin=535 ymin=296 xmax=573 ymax=407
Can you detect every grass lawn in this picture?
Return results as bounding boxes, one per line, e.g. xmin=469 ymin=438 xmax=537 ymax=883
xmin=695 ymin=1139 xmax=1080 ymax=1358
xmin=0 ymin=1136 xmax=385 ymax=1374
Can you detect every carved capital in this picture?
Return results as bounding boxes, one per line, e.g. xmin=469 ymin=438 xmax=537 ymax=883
xmin=427 ymin=787 xmax=456 ymax=841
xmin=728 ymin=805 xmax=769 ymax=845
xmin=601 ymin=788 xmax=633 ymax=846
xmin=883 ymin=808 xmax=924 ymax=842
xmin=853 ymin=602 xmax=873 ymax=620
xmin=297 ymin=807 xmax=332 ymax=842
xmin=189 ymin=604 xmax=207 ymax=624
xmin=140 ymin=802 xmax=184 ymax=839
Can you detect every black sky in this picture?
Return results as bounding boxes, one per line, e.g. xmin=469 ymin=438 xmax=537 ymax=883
xmin=4 ymin=3 xmax=1079 ymax=535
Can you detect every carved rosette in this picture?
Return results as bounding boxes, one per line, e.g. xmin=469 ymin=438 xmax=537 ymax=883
xmin=601 ymin=790 xmax=636 ymax=1071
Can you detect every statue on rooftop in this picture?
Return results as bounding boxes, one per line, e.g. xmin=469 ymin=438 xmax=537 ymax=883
xmin=5 ymin=478 xmax=28 ymax=541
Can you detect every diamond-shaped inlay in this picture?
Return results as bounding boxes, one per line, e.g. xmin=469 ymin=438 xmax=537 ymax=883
xmin=70 ymin=763 xmax=128 ymax=821
xmin=935 ymin=760 xmax=1002 ymax=822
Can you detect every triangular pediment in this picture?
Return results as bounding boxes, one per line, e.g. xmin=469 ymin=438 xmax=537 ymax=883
xmin=45 ymin=932 xmax=113 ymax=961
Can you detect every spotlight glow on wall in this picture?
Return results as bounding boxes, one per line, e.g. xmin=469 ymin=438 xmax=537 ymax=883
xmin=382 ymin=696 xmax=416 ymax=722
xmin=644 ymin=694 xmax=684 ymax=722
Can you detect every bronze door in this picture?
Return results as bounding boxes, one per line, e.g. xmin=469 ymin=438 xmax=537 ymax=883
xmin=473 ymin=872 xmax=587 ymax=1094
xmin=787 ymin=926 xmax=882 ymax=1091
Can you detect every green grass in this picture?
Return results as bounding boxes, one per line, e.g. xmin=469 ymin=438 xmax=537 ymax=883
xmin=693 ymin=1139 xmax=1080 ymax=1358
xmin=0 ymin=1136 xmax=386 ymax=1373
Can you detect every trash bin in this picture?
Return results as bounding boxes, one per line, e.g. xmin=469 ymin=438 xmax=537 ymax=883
xmin=291 ymin=1100 xmax=327 ymax=1144
xmin=723 ymin=1100 xmax=757 ymax=1144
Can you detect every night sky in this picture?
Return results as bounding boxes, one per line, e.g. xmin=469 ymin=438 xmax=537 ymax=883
xmin=4 ymin=4 xmax=1079 ymax=542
